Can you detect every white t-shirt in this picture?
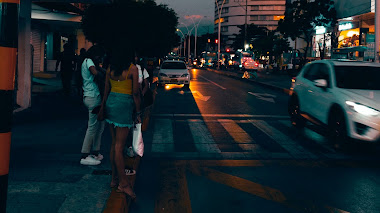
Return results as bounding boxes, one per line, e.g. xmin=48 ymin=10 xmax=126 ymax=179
xmin=81 ymin=58 xmax=100 ymax=97
xmin=136 ymin=64 xmax=149 ymax=84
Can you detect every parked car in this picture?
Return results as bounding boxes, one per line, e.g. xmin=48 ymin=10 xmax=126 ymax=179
xmin=289 ymin=60 xmax=380 ymax=148
xmin=158 ymin=60 xmax=190 ymax=88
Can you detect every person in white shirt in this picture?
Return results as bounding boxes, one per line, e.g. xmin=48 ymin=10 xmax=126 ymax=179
xmin=134 ymin=56 xmax=150 ymax=96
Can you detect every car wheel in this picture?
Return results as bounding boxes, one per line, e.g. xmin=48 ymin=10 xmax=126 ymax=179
xmin=183 ymin=83 xmax=190 ymax=89
xmin=288 ymin=95 xmax=305 ymax=128
xmin=328 ymin=111 xmax=348 ymax=150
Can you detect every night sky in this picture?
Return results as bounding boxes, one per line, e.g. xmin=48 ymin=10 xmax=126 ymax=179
xmin=155 ymin=0 xmax=214 ymax=35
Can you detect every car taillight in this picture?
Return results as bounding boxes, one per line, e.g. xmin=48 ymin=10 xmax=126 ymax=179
xmin=255 ymin=63 xmax=258 ymax=67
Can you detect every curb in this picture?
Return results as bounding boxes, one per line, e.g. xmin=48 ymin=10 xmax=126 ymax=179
xmin=204 ymin=68 xmax=292 ymax=95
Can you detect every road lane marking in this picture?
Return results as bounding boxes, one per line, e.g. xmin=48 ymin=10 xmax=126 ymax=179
xmin=248 ymin=92 xmax=276 ymax=103
xmin=250 ymin=120 xmax=317 ymax=159
xmin=178 ymin=91 xmax=211 ymax=101
xmin=197 ymin=74 xmax=227 ymax=90
xmin=151 ymin=119 xmax=174 ymax=153
xmin=188 ymin=119 xmax=221 ymax=153
xmin=218 ymin=119 xmax=254 ymax=148
xmin=190 ymin=167 xmax=350 ymax=213
xmin=152 ymin=114 xmax=289 ymax=119
xmin=155 ymin=163 xmax=192 ymax=213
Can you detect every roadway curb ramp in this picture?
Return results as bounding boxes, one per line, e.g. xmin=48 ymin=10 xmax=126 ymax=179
xmin=103 ymin=86 xmax=157 ymax=213
xmin=205 ymin=68 xmax=292 ymax=95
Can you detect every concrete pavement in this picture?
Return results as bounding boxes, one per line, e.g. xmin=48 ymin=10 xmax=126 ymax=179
xmin=7 ymin=69 xmax=298 ymax=213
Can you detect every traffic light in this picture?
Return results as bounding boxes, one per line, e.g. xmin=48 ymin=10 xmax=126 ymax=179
xmin=208 ymin=39 xmax=210 ymax=43
xmin=215 ymin=39 xmax=218 ymax=44
xmin=226 ymin=48 xmax=230 ymax=52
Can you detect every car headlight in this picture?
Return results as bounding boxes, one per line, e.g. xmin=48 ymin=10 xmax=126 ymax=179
xmin=345 ymin=101 xmax=380 ymax=116
xmin=159 ymin=73 xmax=168 ymax=77
xmin=181 ymin=73 xmax=189 ymax=77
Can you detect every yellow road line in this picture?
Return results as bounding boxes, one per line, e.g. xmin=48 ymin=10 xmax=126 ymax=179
xmin=190 ymin=166 xmax=349 ymax=213
xmin=154 ymin=163 xmax=192 ymax=213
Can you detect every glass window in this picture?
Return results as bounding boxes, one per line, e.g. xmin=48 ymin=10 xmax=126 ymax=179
xmin=162 ymin=62 xmax=186 ymax=69
xmin=250 ymin=15 xmax=258 ymax=21
xmin=334 ymin=66 xmax=380 ymax=90
xmin=304 ymin=63 xmax=330 ymax=85
xmin=251 ymin=6 xmax=259 ymax=10
xmin=221 ymin=26 xmax=228 ymax=32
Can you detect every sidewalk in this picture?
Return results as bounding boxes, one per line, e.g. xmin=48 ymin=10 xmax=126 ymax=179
xmin=204 ymin=67 xmax=293 ymax=95
xmin=8 ymin=74 xmax=153 ymax=213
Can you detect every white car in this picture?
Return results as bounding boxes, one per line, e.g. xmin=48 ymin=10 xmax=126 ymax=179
xmin=158 ymin=60 xmax=190 ymax=88
xmin=289 ymin=60 xmax=380 ymax=147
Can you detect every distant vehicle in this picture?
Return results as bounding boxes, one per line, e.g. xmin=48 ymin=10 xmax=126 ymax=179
xmin=200 ymin=51 xmax=217 ymax=67
xmin=158 ymin=60 xmax=190 ymax=88
xmin=289 ymin=60 xmax=380 ymax=148
xmin=233 ymin=51 xmax=258 ymax=71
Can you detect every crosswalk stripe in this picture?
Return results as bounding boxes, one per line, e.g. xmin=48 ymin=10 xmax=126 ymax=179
xmin=151 ymin=119 xmax=174 ymax=153
xmin=278 ymin=120 xmax=342 ymax=156
xmin=250 ymin=120 xmax=317 ymax=159
xmin=188 ymin=120 xmax=221 ymax=153
xmin=218 ymin=119 xmax=253 ymax=143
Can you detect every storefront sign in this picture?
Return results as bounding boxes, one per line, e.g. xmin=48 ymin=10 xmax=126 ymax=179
xmin=315 ymin=26 xmax=326 ymax=35
xmin=339 ymin=23 xmax=353 ymax=31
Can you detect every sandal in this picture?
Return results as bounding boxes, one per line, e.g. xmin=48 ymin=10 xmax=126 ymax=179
xmin=117 ymin=185 xmax=137 ymax=200
xmin=125 ymin=169 xmax=136 ymax=176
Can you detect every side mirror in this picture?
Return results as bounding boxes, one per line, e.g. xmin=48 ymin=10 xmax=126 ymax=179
xmin=313 ymin=79 xmax=328 ymax=88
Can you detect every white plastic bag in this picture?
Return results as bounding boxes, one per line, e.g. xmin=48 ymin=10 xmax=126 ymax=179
xmin=132 ymin=123 xmax=144 ymax=157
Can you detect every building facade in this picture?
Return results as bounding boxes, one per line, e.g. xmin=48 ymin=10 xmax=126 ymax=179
xmin=214 ymin=0 xmax=286 ymax=49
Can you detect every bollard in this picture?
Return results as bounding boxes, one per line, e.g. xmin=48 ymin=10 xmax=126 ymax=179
xmin=0 ymin=0 xmax=19 ymax=212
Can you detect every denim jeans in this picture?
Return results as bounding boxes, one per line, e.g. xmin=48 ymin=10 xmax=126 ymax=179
xmin=81 ymin=95 xmax=106 ymax=154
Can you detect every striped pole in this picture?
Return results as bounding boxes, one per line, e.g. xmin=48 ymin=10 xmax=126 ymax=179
xmin=0 ymin=0 xmax=19 ymax=212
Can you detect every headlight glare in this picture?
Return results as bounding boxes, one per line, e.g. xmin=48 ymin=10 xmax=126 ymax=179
xmin=346 ymin=101 xmax=380 ymax=116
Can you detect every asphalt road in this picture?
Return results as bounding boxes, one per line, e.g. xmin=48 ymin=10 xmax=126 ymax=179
xmin=131 ymin=68 xmax=380 ymax=213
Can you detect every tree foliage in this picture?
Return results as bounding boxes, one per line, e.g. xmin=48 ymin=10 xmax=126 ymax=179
xmin=278 ymin=0 xmax=337 ymax=61
xmin=82 ymin=0 xmax=179 ymax=63
xmin=232 ymin=24 xmax=290 ymax=59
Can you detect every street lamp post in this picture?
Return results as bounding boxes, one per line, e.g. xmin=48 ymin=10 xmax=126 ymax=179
xmin=187 ymin=15 xmax=206 ymax=59
xmin=176 ymin=29 xmax=185 ymax=57
xmin=215 ymin=0 xmax=226 ymax=70
xmin=180 ymin=23 xmax=195 ymax=65
xmin=235 ymin=0 xmax=248 ymax=50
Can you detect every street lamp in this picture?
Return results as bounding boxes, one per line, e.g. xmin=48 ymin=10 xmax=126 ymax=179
xmin=234 ymin=0 xmax=248 ymax=50
xmin=186 ymin=15 xmax=206 ymax=59
xmin=176 ymin=29 xmax=186 ymax=57
xmin=180 ymin=23 xmax=195 ymax=65
xmin=215 ymin=0 xmax=226 ymax=70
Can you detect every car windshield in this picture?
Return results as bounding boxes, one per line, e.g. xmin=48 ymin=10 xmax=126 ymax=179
xmin=162 ymin=62 xmax=186 ymax=69
xmin=334 ymin=66 xmax=380 ymax=90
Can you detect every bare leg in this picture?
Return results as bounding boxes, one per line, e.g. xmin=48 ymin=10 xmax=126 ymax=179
xmin=115 ymin=126 xmax=136 ymax=198
xmin=109 ymin=125 xmax=118 ymax=187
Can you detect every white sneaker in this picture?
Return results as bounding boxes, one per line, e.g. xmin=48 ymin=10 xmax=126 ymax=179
xmin=80 ymin=156 xmax=101 ymax=165
xmin=92 ymin=153 xmax=104 ymax=161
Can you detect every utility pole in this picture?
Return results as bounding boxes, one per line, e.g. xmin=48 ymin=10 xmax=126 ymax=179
xmin=215 ymin=0 xmax=226 ymax=70
xmin=0 ymin=1 xmax=19 ymax=212
xmin=375 ymin=0 xmax=380 ymax=62
xmin=244 ymin=0 xmax=248 ymax=50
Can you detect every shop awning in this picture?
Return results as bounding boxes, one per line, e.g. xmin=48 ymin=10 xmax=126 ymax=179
xmin=32 ymin=4 xmax=81 ymax=22
xmin=333 ymin=46 xmax=368 ymax=53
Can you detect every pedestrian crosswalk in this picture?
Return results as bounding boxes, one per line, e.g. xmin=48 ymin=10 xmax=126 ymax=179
xmin=147 ymin=114 xmax=346 ymax=160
